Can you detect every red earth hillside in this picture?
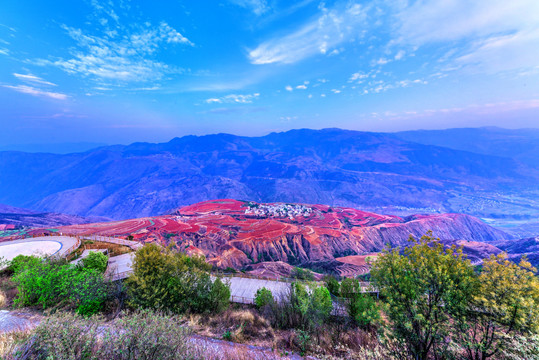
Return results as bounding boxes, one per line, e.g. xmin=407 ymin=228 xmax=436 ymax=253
xmin=20 ymin=199 xmax=509 ymax=275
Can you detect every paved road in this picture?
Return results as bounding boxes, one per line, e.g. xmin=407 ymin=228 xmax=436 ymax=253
xmin=0 ymin=236 xmax=78 ymax=261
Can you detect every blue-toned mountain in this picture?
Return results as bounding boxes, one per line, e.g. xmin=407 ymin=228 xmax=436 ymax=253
xmin=0 ymin=128 xmax=537 ymax=235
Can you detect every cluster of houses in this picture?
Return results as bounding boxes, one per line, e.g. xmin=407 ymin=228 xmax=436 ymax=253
xmin=245 ymin=203 xmax=313 ymax=220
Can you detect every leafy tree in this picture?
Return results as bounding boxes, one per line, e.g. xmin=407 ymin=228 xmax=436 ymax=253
xmin=340 ymin=278 xmax=360 ymax=299
xmin=81 ymin=251 xmax=108 ymax=273
xmin=370 ymin=231 xmax=476 ymax=360
xmin=310 ymin=286 xmax=333 ymax=322
xmin=254 ymin=287 xmax=274 ymax=309
xmin=453 ymin=254 xmax=539 ymax=360
xmin=323 ymin=275 xmax=340 ymax=296
xmin=126 ymin=244 xmax=229 ymax=314
xmin=348 ymin=293 xmax=380 ymax=328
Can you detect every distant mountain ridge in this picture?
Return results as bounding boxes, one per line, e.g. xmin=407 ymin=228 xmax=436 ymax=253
xmin=0 ymin=128 xmax=537 ymax=235
xmin=0 ymin=203 xmax=106 ymax=229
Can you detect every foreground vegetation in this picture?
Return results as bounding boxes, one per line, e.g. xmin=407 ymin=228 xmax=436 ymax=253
xmin=1 ymin=232 xmax=538 ymax=359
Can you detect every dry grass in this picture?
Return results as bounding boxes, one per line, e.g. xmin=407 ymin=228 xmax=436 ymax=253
xmin=0 ymin=274 xmax=17 ymax=308
xmin=67 ymin=240 xmax=132 ymax=261
xmin=0 ymin=330 xmax=31 ymax=358
xmin=187 ymin=305 xmax=385 ymax=358
xmin=190 ymin=306 xmax=276 ymax=345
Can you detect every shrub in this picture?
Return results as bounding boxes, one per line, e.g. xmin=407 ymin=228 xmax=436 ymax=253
xmin=291 ymin=267 xmax=314 ymax=281
xmin=323 ymin=275 xmax=340 ymax=296
xmin=266 ymin=282 xmax=333 ymax=334
xmin=12 ymin=257 xmax=112 ymax=315
xmin=127 ymin=244 xmax=230 ymax=314
xmin=208 ymin=277 xmax=231 ymax=313
xmin=8 ymin=255 xmax=41 ymax=275
xmin=70 ymin=268 xmax=112 ymax=316
xmin=254 ymin=287 xmax=274 ymax=309
xmin=81 ymin=251 xmax=108 ymax=273
xmin=340 ymin=278 xmax=360 ymax=299
xmin=348 ymin=293 xmax=380 ymax=328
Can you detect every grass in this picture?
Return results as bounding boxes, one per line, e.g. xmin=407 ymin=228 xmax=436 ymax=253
xmin=0 ymin=311 xmax=304 ymax=360
xmin=0 ymin=273 xmax=17 ymax=308
xmin=67 ymin=240 xmax=132 ymax=261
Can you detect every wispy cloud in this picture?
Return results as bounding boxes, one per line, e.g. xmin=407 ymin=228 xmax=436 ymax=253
xmin=249 ymin=2 xmax=367 ymax=64
xmin=228 ymin=0 xmax=269 ymax=15
xmin=2 ymin=85 xmax=67 ymax=100
xmin=32 ymin=19 xmax=192 ymax=85
xmin=13 ymin=73 xmax=57 ymax=86
xmin=205 ymin=93 xmax=260 ymax=104
xmin=392 ymin=0 xmax=539 ymax=73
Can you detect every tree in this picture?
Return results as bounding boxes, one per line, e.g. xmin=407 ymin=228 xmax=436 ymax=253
xmin=126 ymin=244 xmax=230 ymax=314
xmin=323 ymin=275 xmax=340 ymax=296
xmin=453 ymin=254 xmax=539 ymax=360
xmin=340 ymin=278 xmax=360 ymax=299
xmin=348 ymin=293 xmax=380 ymax=328
xmin=81 ymin=251 xmax=108 ymax=273
xmin=255 ymin=287 xmax=274 ymax=309
xmin=370 ymin=231 xmax=476 ymax=360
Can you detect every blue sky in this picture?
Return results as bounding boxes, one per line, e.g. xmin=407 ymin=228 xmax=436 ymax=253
xmin=1 ymin=0 xmax=539 ymax=146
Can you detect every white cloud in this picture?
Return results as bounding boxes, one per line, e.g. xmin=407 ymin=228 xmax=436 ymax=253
xmin=374 ymin=58 xmax=389 ymax=65
xmin=296 ymin=84 xmax=307 ymax=89
xmin=456 ymin=28 xmax=539 ymax=73
xmin=32 ymin=21 xmax=192 ymax=84
xmin=348 ymin=72 xmax=369 ymax=82
xmin=2 ymin=85 xmax=67 ymax=100
xmin=394 ymin=0 xmax=539 ymax=45
xmin=285 ymin=85 xmax=293 ymax=91
xmin=249 ymin=2 xmax=367 ymax=64
xmin=392 ymin=0 xmax=539 ymax=73
xmin=228 ymin=0 xmax=269 ymax=15
xmin=331 ymin=89 xmax=341 ymax=94
xmin=13 ymin=73 xmax=57 ymax=86
xmin=205 ymin=93 xmax=260 ymax=104
xmin=394 ymin=50 xmax=405 ymax=60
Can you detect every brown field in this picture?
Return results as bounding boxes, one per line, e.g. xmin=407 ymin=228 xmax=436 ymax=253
xmin=335 ymin=254 xmax=379 ymax=267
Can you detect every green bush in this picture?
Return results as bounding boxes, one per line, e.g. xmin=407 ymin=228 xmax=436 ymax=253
xmin=340 ymin=278 xmax=360 ymax=299
xmin=254 ymin=287 xmax=274 ymax=309
xmin=323 ymin=275 xmax=340 ymax=296
xmin=8 ymin=255 xmax=41 ymax=274
xmin=12 ymin=256 xmax=112 ymax=315
xmin=126 ymin=244 xmax=230 ymax=314
xmin=291 ymin=267 xmax=314 ymax=281
xmin=348 ymin=293 xmax=380 ymax=328
xmin=81 ymin=251 xmax=108 ymax=273
xmin=310 ymin=286 xmax=333 ymax=322
xmin=266 ymin=282 xmax=333 ymax=334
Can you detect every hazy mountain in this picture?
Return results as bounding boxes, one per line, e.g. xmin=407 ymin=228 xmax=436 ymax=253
xmin=394 ymin=127 xmax=539 ymax=168
xmin=0 ymin=203 xmax=107 ymax=229
xmin=0 ymin=128 xmax=537 ymax=235
xmin=0 ymin=142 xmax=109 ymax=154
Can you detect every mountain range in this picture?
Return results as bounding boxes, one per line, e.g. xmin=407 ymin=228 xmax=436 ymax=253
xmin=0 ymin=127 xmax=537 ymax=236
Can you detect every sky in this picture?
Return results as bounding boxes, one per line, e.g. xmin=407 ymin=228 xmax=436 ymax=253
xmin=1 ymin=0 xmax=539 ymax=147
